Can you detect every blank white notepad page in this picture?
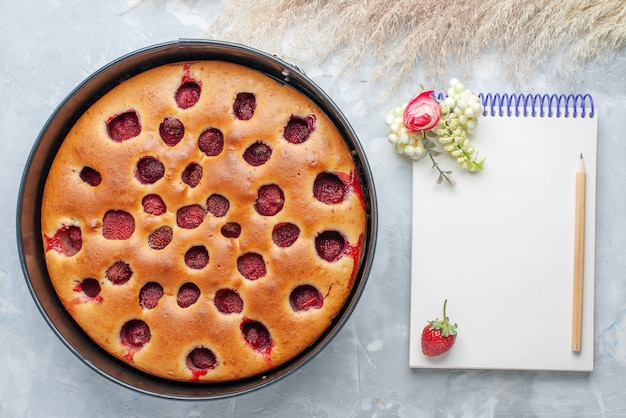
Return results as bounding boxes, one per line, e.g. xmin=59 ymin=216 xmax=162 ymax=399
xmin=409 ymin=108 xmax=597 ymax=371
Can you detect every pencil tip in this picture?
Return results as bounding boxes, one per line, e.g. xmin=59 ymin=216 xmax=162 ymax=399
xmin=578 ymin=154 xmax=586 ymax=172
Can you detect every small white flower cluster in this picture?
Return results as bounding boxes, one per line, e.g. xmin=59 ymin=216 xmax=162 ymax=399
xmin=436 ymin=79 xmax=484 ymax=172
xmin=440 ymin=78 xmax=482 ymax=135
xmin=385 ymin=105 xmax=426 ymax=159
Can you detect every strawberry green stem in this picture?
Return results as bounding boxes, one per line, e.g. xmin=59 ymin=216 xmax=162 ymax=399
xmin=431 ymin=299 xmax=457 ymax=337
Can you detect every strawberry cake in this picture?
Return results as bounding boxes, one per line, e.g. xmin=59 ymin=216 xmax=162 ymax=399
xmin=40 ymin=60 xmax=367 ymax=382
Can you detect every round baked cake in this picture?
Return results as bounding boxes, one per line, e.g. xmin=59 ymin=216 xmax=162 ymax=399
xmin=41 ymin=60 xmax=367 ymax=383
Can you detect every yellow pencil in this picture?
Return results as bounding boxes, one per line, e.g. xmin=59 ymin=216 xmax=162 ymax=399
xmin=572 ymin=154 xmax=586 ymax=353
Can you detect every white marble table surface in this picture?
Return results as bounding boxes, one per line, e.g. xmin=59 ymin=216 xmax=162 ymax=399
xmin=3 ymin=1 xmax=626 ymax=416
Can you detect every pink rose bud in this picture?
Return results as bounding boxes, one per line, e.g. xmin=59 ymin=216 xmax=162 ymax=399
xmin=403 ymin=90 xmax=442 ymax=132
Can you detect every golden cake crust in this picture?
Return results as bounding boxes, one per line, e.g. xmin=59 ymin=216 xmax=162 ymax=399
xmin=41 ymin=61 xmax=366 ymax=382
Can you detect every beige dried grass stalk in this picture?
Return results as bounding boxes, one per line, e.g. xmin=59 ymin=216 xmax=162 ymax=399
xmin=206 ymin=0 xmax=626 ymax=90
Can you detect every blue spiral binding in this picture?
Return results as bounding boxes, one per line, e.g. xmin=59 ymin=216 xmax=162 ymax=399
xmin=477 ymin=93 xmax=595 ymax=118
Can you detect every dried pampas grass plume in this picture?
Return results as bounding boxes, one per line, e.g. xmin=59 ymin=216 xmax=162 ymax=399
xmin=207 ymin=0 xmax=626 ymax=90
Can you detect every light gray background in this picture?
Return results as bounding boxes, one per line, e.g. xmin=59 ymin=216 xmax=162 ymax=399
xmin=3 ymin=1 xmax=626 ymax=416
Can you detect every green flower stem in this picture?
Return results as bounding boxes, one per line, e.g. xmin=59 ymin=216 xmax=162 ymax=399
xmin=422 ymin=135 xmax=455 ymax=186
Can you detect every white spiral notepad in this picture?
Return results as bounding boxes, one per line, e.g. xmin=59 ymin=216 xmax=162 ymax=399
xmin=409 ymin=93 xmax=597 ymax=371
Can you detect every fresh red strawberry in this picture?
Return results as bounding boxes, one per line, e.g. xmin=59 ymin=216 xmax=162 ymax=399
xmin=421 ymin=299 xmax=457 ymax=357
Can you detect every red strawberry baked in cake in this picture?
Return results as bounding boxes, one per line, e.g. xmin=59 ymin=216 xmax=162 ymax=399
xmin=41 ymin=61 xmax=367 ymax=382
